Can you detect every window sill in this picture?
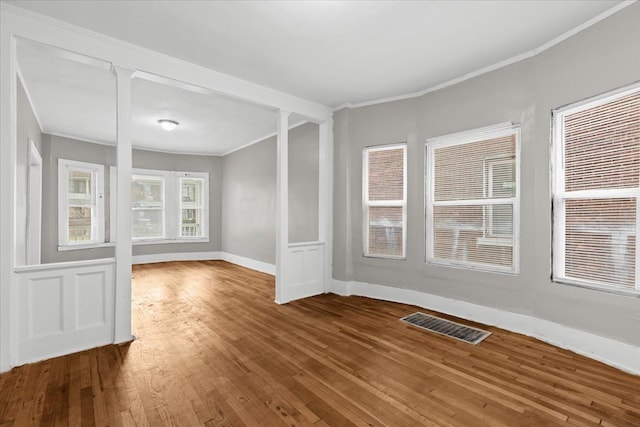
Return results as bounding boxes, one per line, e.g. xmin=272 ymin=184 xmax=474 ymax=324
xmin=554 ymin=278 xmax=640 ymax=298
xmin=58 ymin=238 xmax=209 ymax=251
xmin=58 ymin=242 xmax=115 ymax=251
xmin=362 ymin=254 xmax=406 ymax=261
xmin=426 ymin=258 xmax=518 ymax=275
xmin=132 ymin=238 xmax=210 ymax=245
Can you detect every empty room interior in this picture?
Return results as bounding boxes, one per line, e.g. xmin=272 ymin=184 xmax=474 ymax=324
xmin=1 ymin=1 xmax=640 ymax=426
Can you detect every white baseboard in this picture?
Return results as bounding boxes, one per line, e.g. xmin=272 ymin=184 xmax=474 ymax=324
xmin=132 ymin=251 xmax=276 ymax=276
xmin=132 ymin=251 xmax=223 ymax=265
xmin=331 ymin=279 xmax=640 ymax=376
xmin=218 ymin=252 xmax=276 ymax=275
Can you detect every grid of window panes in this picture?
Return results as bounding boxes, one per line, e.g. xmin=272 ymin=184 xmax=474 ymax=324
xmin=180 ymin=177 xmax=204 ymax=237
xmin=67 ymin=169 xmax=95 ymax=242
xmin=131 ymin=175 xmax=165 ymax=239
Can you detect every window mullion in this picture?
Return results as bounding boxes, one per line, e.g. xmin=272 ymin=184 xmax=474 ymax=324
xmin=433 ymin=197 xmax=516 ymax=206
xmin=367 ymin=200 xmax=405 ymax=207
xmin=561 ymin=188 xmax=638 ymax=199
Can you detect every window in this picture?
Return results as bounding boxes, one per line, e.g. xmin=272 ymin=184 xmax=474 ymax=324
xmin=552 ymin=84 xmax=640 ymax=293
xmin=363 ymin=143 xmax=406 ymax=258
xmin=132 ymin=173 xmax=165 ymax=240
xmin=110 ymin=168 xmax=209 ymax=243
xmin=179 ymin=176 xmax=206 ymax=238
xmin=58 ymin=159 xmax=105 ymax=246
xmin=426 ymin=123 xmax=520 ymax=272
xmin=485 ymin=157 xmax=516 ymax=242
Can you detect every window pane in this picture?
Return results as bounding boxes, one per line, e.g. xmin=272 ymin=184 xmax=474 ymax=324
xmin=132 ymin=209 xmax=164 ymax=239
xmin=68 ymin=170 xmax=93 ymax=205
xmin=68 ymin=207 xmax=93 ymax=242
xmin=564 ymin=91 xmax=640 ymax=192
xmin=132 ymin=176 xmax=164 ymax=208
xmin=181 ymin=178 xmax=203 ymax=206
xmin=489 ymin=159 xmax=515 ymax=199
xmin=181 ymin=208 xmax=202 ymax=237
xmin=368 ymin=206 xmax=403 ymax=257
xmin=433 ymin=205 xmax=513 ymax=269
xmin=564 ymin=198 xmax=636 ymax=289
xmin=433 ymin=135 xmax=515 ymax=202
xmin=368 ymin=147 xmax=404 ymax=201
xmin=487 ymin=204 xmax=513 ymax=237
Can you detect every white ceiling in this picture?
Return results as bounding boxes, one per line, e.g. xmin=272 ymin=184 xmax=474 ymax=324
xmin=11 ymin=1 xmax=627 ymax=155
xmin=6 ymin=0 xmax=624 ymax=108
xmin=17 ymin=39 xmax=304 ymax=155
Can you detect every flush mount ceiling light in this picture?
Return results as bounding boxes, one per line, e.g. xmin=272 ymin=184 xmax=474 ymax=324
xmin=158 ymin=119 xmax=179 ymax=131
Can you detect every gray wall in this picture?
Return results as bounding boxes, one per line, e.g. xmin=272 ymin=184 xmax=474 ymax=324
xmin=333 ymin=3 xmax=640 ymax=346
xmin=132 ymin=149 xmax=222 ymax=257
xmin=16 ymin=79 xmax=43 ymax=266
xmin=221 ymin=122 xmax=319 ymax=264
xmin=288 ymin=123 xmax=319 ymax=244
xmin=40 ymin=135 xmax=221 ymax=263
xmin=42 ymin=135 xmax=117 ymax=263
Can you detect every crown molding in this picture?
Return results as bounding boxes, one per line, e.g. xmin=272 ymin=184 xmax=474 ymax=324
xmin=334 ymin=0 xmax=636 ymax=111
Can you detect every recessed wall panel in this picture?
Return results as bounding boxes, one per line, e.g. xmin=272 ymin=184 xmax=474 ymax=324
xmin=76 ymin=271 xmax=106 ymax=329
xmin=29 ymin=275 xmax=63 ymax=338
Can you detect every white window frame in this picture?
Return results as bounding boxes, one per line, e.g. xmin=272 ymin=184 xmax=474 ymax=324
xmin=483 ymin=156 xmax=516 ymax=245
xmin=177 ymin=172 xmax=209 ymax=240
xmin=109 ymin=167 xmax=209 ymax=244
xmin=362 ymin=143 xmax=407 ymax=259
xmin=131 ymin=169 xmax=169 ymax=242
xmin=58 ymin=159 xmax=105 ymax=247
xmin=551 ymin=83 xmax=640 ymax=295
xmin=425 ymin=122 xmax=520 ymax=273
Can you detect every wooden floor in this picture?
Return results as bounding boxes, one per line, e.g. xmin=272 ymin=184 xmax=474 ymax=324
xmin=1 ymin=261 xmax=639 ymax=426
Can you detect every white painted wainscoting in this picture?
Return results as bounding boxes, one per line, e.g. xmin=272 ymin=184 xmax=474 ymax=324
xmin=13 ymin=258 xmax=115 ymax=365
xmin=281 ymin=242 xmax=326 ymax=303
xmin=9 ymin=252 xmax=638 ymax=375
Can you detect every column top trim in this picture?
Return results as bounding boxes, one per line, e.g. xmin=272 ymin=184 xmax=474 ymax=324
xmin=111 ymin=64 xmax=136 ymax=78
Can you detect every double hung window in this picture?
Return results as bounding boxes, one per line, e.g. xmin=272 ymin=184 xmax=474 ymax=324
xmin=58 ymin=159 xmax=105 ymax=246
xmin=179 ymin=175 xmax=206 ymax=238
xmin=363 ymin=144 xmax=407 ymax=258
xmin=552 ymin=84 xmax=640 ymax=293
xmin=426 ymin=123 xmax=520 ymax=272
xmin=126 ymin=169 xmax=209 ymax=242
xmin=132 ymin=173 xmax=166 ymax=240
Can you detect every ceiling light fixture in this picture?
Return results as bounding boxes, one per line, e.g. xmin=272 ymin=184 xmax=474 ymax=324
xmin=158 ymin=119 xmax=179 ymax=131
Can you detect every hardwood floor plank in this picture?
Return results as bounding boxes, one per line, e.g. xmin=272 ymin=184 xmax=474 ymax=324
xmin=1 ymin=260 xmax=639 ymax=426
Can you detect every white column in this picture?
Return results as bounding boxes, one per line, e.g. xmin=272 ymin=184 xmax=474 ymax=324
xmin=112 ymin=65 xmax=135 ymax=344
xmin=318 ymin=118 xmax=334 ymax=292
xmin=275 ymin=110 xmax=290 ymax=304
xmin=0 ymin=28 xmax=17 ymax=372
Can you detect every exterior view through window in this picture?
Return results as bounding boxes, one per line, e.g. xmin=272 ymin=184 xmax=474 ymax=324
xmin=552 ymin=84 xmax=640 ymax=293
xmin=132 ymin=174 xmax=165 ymax=240
xmin=180 ymin=177 xmax=205 ymax=237
xmin=58 ymin=159 xmax=105 ymax=246
xmin=363 ymin=143 xmax=407 ymax=258
xmin=426 ymin=123 xmax=520 ymax=273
